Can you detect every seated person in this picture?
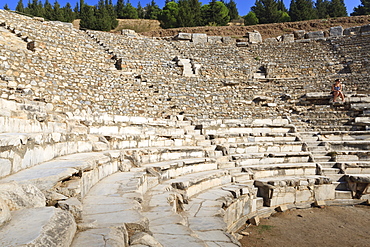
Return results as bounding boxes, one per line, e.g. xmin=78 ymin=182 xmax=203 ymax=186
xmin=332 ymin=79 xmax=345 ymax=102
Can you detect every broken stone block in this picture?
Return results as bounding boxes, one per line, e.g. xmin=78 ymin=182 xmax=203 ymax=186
xmin=344 ymin=26 xmax=361 ymax=35
xmin=293 ymin=30 xmax=305 ymax=39
xmin=222 ymin=36 xmax=234 ymax=44
xmin=282 ymin=34 xmax=294 ymax=42
xmin=58 ymin=197 xmax=83 ymax=220
xmin=247 ymin=31 xmax=262 ymax=43
xmin=329 ymin=26 xmax=343 ymax=37
xmin=191 ymin=33 xmax=207 ymax=43
xmin=0 ymin=198 xmax=11 ymax=226
xmin=0 ymin=207 xmax=76 ymax=247
xmin=305 ymin=31 xmax=324 ymax=39
xmin=130 ymin=232 xmax=163 ymax=247
xmin=0 ymin=182 xmax=46 ymax=210
xmin=249 ymin=216 xmax=260 ymax=226
xmin=207 ymin=36 xmax=222 ymax=43
xmin=276 ymin=204 xmax=288 ymax=212
xmin=360 ymin=24 xmax=370 ymax=34
xmin=175 ymin=32 xmax=192 ymax=41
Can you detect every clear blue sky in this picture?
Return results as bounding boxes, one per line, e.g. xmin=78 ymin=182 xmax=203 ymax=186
xmin=2 ymin=0 xmax=362 ymax=17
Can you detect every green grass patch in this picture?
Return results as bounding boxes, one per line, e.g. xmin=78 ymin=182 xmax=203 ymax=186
xmin=257 ymin=224 xmax=275 ymax=234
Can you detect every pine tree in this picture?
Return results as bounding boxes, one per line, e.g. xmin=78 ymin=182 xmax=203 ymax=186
xmin=52 ymin=0 xmax=63 ymax=21
xmin=316 ymin=0 xmax=330 ymax=18
xmin=201 ymin=1 xmax=230 ymax=26
xmin=62 ymin=2 xmax=75 ymax=22
xmin=289 ymin=0 xmax=317 ymax=21
xmin=244 ymin=11 xmax=259 ymax=25
xmin=73 ymin=2 xmax=79 ymax=18
xmin=177 ymin=0 xmax=202 ymax=27
xmin=80 ymin=4 xmax=96 ymax=29
xmin=144 ymin=0 xmax=161 ymax=20
xmin=277 ymin=0 xmax=287 ymax=11
xmin=328 ymin=0 xmax=347 ymax=17
xmin=43 ymin=0 xmax=53 ymax=20
xmin=123 ymin=1 xmax=138 ymax=19
xmin=137 ymin=1 xmax=144 ymax=18
xmin=4 ymin=4 xmax=10 ymax=10
xmin=116 ymin=0 xmax=124 ymax=18
xmin=352 ymin=0 xmax=370 ymax=15
xmin=225 ymin=0 xmax=239 ymax=20
xmin=16 ymin=0 xmax=25 ymax=12
xmin=251 ymin=0 xmax=280 ymax=24
xmin=158 ymin=1 xmax=179 ymax=28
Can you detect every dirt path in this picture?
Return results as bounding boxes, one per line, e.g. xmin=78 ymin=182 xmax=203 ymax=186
xmin=239 ymin=205 xmax=370 ymax=247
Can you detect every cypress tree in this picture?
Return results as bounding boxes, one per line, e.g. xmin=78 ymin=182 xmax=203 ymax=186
xmin=52 ymin=0 xmax=63 ymax=21
xmin=80 ymin=4 xmax=96 ymax=29
xmin=73 ymin=2 xmax=79 ymax=18
xmin=351 ymin=0 xmax=370 ymax=16
xmin=62 ymin=2 xmax=75 ymax=22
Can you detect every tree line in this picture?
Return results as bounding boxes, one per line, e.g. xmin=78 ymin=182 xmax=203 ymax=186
xmin=3 ymin=0 xmax=370 ymax=31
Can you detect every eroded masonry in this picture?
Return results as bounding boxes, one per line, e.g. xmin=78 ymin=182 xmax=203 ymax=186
xmin=0 ymin=9 xmax=369 ymax=247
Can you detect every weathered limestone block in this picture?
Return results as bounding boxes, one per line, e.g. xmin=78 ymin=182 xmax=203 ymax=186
xmin=192 ymin=33 xmax=207 ymax=43
xmin=208 ymin=36 xmax=222 ymax=43
xmin=344 ymin=26 xmax=361 ymax=35
xmin=58 ymin=197 xmax=83 ymax=220
xmin=264 ymin=37 xmax=278 ymax=43
xmin=329 ymin=26 xmax=343 ymax=37
xmin=247 ymin=31 xmax=262 ymax=43
xmin=0 ymin=158 xmax=11 ymax=177
xmin=174 ymin=32 xmax=192 ymax=41
xmin=236 ymin=42 xmax=248 ymax=47
xmin=0 ymin=182 xmax=46 ymax=210
xmin=360 ymin=24 xmax=370 ymax=34
xmin=305 ymin=31 xmax=324 ymax=39
xmin=222 ymin=36 xmax=234 ymax=44
xmin=130 ymin=232 xmax=163 ymax=247
xmin=0 ymin=207 xmax=76 ymax=247
xmin=282 ymin=34 xmax=294 ymax=42
xmin=314 ymin=184 xmax=336 ymax=201
xmin=293 ymin=30 xmax=305 ymax=39
xmin=72 ymin=227 xmax=129 ymax=247
xmin=0 ymin=198 xmax=11 ymax=226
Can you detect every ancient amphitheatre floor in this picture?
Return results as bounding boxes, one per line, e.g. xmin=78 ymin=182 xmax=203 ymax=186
xmin=240 ymin=205 xmax=370 ymax=247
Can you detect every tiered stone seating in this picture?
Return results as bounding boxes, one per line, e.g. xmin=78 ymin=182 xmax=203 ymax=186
xmin=1 ymin=9 xmax=370 ymax=247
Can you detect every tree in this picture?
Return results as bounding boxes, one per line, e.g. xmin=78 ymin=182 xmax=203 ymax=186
xmin=251 ymin=0 xmax=280 ymax=24
xmin=26 ymin=0 xmax=44 ymax=17
xmin=177 ymin=0 xmax=202 ymax=27
xmin=16 ymin=0 xmax=25 ymax=13
xmin=73 ymin=2 xmax=79 ymax=18
xmin=144 ymin=0 xmax=161 ymax=19
xmin=43 ymin=0 xmax=53 ymax=20
xmin=243 ymin=11 xmax=259 ymax=25
xmin=52 ymin=0 xmax=63 ymax=21
xmin=3 ymin=4 xmax=10 ymax=10
xmin=277 ymin=0 xmax=287 ymax=11
xmin=123 ymin=1 xmax=138 ymax=19
xmin=137 ymin=1 xmax=144 ymax=18
xmin=116 ymin=0 xmax=124 ymax=18
xmin=62 ymin=2 xmax=75 ymax=22
xmin=316 ymin=0 xmax=330 ymax=18
xmin=328 ymin=0 xmax=347 ymax=17
xmin=225 ymin=0 xmax=239 ymax=20
xmin=289 ymin=0 xmax=316 ymax=21
xmin=158 ymin=1 xmax=179 ymax=28
xmin=201 ymin=1 xmax=230 ymax=26
xmin=351 ymin=0 xmax=370 ymax=15
xmin=80 ymin=4 xmax=96 ymax=29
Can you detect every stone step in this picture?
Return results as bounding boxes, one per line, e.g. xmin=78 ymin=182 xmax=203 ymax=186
xmin=321 ymin=167 xmax=341 ymax=175
xmin=73 ymin=171 xmax=151 ymax=246
xmin=335 ymin=190 xmax=353 ymax=199
xmin=242 ymin=163 xmax=317 ymax=179
xmin=1 ymin=151 xmax=123 ymax=202
xmin=0 ymin=207 xmax=76 ymax=247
